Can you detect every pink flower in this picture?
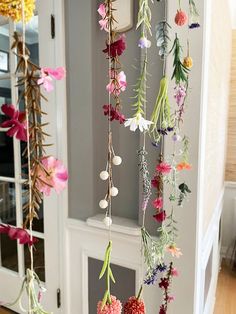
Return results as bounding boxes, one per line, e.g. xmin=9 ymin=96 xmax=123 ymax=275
xmin=43 ymin=67 xmax=66 ymax=80
xmin=167 ymin=245 xmax=183 ymax=258
xmin=103 ymin=34 xmax=126 ymax=57
xmin=0 ymin=104 xmax=27 ymax=141
xmin=106 ymin=71 xmax=127 ymax=96
xmin=152 ymin=197 xmax=163 ymax=209
xmin=0 ymin=224 xmax=38 ymax=246
xmin=36 ymin=156 xmax=68 ymax=196
xmin=99 ymin=19 xmax=109 ymax=31
xmin=37 ymin=70 xmax=54 ymax=92
xmin=124 ymin=296 xmax=146 ymax=314
xmin=171 ymin=268 xmax=179 ymax=277
xmin=97 ymin=295 xmax=122 ymax=314
xmin=98 ymin=3 xmax=106 ymax=18
xmin=174 ymin=84 xmax=186 ymax=106
xmin=151 ymin=176 xmax=160 ymax=188
xmin=167 ymin=295 xmax=175 ymax=303
xmin=153 ymin=211 xmax=166 ymax=223
xmin=175 ymin=10 xmax=188 ymax=26
xmin=37 ymin=67 xmax=66 ymax=92
xmin=156 ymin=162 xmax=172 ymax=175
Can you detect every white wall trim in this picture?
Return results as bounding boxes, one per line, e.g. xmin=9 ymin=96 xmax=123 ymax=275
xmin=225 ymin=181 xmax=236 ymax=188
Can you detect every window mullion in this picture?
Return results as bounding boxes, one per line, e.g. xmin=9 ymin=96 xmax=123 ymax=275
xmin=9 ymin=20 xmax=25 ymax=278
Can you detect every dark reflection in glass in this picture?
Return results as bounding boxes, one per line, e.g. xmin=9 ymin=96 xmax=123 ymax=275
xmin=0 ymin=181 xmax=16 ymax=226
xmin=1 ymin=233 xmax=18 ymax=273
xmin=0 ymin=79 xmax=11 ymax=125
xmin=25 ymin=238 xmax=45 ymax=282
xmin=0 ymin=133 xmax=14 ymax=178
xmin=0 ymin=21 xmax=10 ymax=75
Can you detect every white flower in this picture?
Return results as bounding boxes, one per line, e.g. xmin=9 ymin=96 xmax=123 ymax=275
xmin=124 ymin=113 xmax=153 ymax=132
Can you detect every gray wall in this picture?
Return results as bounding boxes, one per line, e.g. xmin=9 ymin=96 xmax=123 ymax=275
xmin=65 ymin=0 xmax=164 ymax=232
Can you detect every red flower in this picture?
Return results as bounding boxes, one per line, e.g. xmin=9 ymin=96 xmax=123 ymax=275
xmin=0 ymin=104 xmax=27 ymax=141
xmin=153 ymin=211 xmax=166 ymax=223
xmin=103 ymin=34 xmax=126 ymax=57
xmin=151 ymin=176 xmax=160 ymax=188
xmin=159 ymin=305 xmax=167 ymax=314
xmin=175 ymin=10 xmax=188 ymax=26
xmin=152 ymin=197 xmax=163 ymax=209
xmin=156 ymin=162 xmax=172 ymax=175
xmin=159 ymin=278 xmax=169 ymax=290
xmin=124 ymin=296 xmax=146 ymax=314
xmin=0 ymin=224 xmax=38 ymax=246
xmin=103 ymin=104 xmax=125 ymax=124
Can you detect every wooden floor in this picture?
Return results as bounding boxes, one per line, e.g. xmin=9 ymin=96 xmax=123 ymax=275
xmin=214 ymin=262 xmax=236 ymax=314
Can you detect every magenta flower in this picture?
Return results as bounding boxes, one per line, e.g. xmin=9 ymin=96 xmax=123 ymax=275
xmin=159 ymin=278 xmax=169 ymax=290
xmin=103 ymin=34 xmax=126 ymax=57
xmin=151 ymin=176 xmax=160 ymax=188
xmin=36 ymin=156 xmax=68 ymax=196
xmin=156 ymin=162 xmax=172 ymax=175
xmin=103 ymin=104 xmax=125 ymax=124
xmin=97 ymin=295 xmax=122 ymax=314
xmin=152 ymin=197 xmax=163 ymax=209
xmin=124 ymin=296 xmax=146 ymax=314
xmin=98 ymin=3 xmax=106 ymax=18
xmin=99 ymin=19 xmax=109 ymax=31
xmin=106 ymin=71 xmax=127 ymax=96
xmin=167 ymin=295 xmax=175 ymax=303
xmin=0 ymin=104 xmax=27 ymax=141
xmin=37 ymin=67 xmax=66 ymax=92
xmin=153 ymin=211 xmax=166 ymax=223
xmin=174 ymin=84 xmax=186 ymax=106
xmin=0 ymin=224 xmax=38 ymax=246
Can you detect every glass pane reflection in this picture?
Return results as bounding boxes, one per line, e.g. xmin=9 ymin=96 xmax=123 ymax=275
xmin=0 ymin=181 xmax=16 ymax=226
xmin=1 ymin=233 xmax=18 ymax=273
xmin=0 ymin=133 xmax=14 ymax=178
xmin=0 ymin=19 xmax=10 ymax=75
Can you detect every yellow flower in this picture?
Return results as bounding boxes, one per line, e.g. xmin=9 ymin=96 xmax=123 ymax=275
xmin=0 ymin=0 xmax=35 ymax=22
xmin=183 ymin=56 xmax=193 ymax=69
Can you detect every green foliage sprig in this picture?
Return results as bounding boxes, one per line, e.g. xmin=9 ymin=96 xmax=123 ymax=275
xmin=170 ymin=34 xmax=189 ymax=84
xmin=137 ymin=0 xmax=154 ymax=35
xmin=149 ymin=76 xmax=173 ymax=142
xmin=132 ymin=55 xmax=148 ymax=117
xmin=156 ymin=21 xmax=171 ymax=60
xmin=99 ymin=241 xmax=116 ymax=309
xmin=141 ymin=227 xmax=170 ymax=276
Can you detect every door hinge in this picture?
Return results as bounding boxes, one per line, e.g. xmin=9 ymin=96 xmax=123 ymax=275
xmin=57 ymin=288 xmax=61 ymax=308
xmin=51 ymin=14 xmax=55 ymax=39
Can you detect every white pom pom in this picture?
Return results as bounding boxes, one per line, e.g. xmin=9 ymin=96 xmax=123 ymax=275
xmin=110 ymin=187 xmax=119 ymax=197
xmin=99 ymin=199 xmax=108 ymax=209
xmin=103 ymin=216 xmax=112 ymax=227
xmin=112 ymin=156 xmax=122 ymax=166
xmin=100 ymin=171 xmax=109 ymax=180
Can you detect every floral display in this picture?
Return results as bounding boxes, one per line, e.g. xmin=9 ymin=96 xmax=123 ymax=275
xmin=0 ymin=104 xmax=27 ymax=141
xmin=189 ymin=0 xmax=200 ymax=29
xmin=97 ymin=295 xmax=122 ymax=314
xmin=175 ymin=10 xmax=188 ymax=26
xmin=124 ymin=296 xmax=146 ymax=314
xmin=0 ymin=1 xmax=68 ymax=312
xmin=0 ymin=0 xmax=35 ymax=22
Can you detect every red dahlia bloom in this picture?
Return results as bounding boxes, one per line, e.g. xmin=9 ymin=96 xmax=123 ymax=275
xmin=159 ymin=305 xmax=167 ymax=314
xmin=103 ymin=34 xmax=126 ymax=57
xmin=124 ymin=296 xmax=146 ymax=314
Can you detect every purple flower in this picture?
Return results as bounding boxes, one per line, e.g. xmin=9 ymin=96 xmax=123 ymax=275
xmin=174 ymin=84 xmax=186 ymax=106
xmin=189 ymin=23 xmax=200 ymax=29
xmin=138 ymin=36 xmax=151 ymax=49
xmin=144 ymin=264 xmax=167 ymax=285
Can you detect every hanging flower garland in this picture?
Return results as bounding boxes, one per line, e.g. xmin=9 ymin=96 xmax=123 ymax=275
xmin=97 ymin=0 xmax=126 ymax=311
xmin=0 ymin=1 xmax=68 ymax=312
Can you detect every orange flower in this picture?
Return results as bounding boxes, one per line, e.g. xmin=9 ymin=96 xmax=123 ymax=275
xmin=176 ymin=162 xmax=192 ymax=171
xmin=167 ymin=245 xmax=183 ymax=258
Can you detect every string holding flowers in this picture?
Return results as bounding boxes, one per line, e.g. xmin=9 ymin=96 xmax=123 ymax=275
xmin=189 ymin=0 xmax=200 ymax=29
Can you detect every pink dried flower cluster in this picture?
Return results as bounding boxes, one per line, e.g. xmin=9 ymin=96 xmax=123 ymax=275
xmin=124 ymin=296 xmax=146 ymax=314
xmin=103 ymin=104 xmax=126 ymax=124
xmin=97 ymin=295 xmax=122 ymax=314
xmin=106 ymin=71 xmax=127 ymax=96
xmin=98 ymin=3 xmax=108 ymax=31
xmin=0 ymin=104 xmax=27 ymax=141
xmin=156 ymin=162 xmax=172 ymax=175
xmin=174 ymin=84 xmax=186 ymax=106
xmin=0 ymin=224 xmax=38 ymax=246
